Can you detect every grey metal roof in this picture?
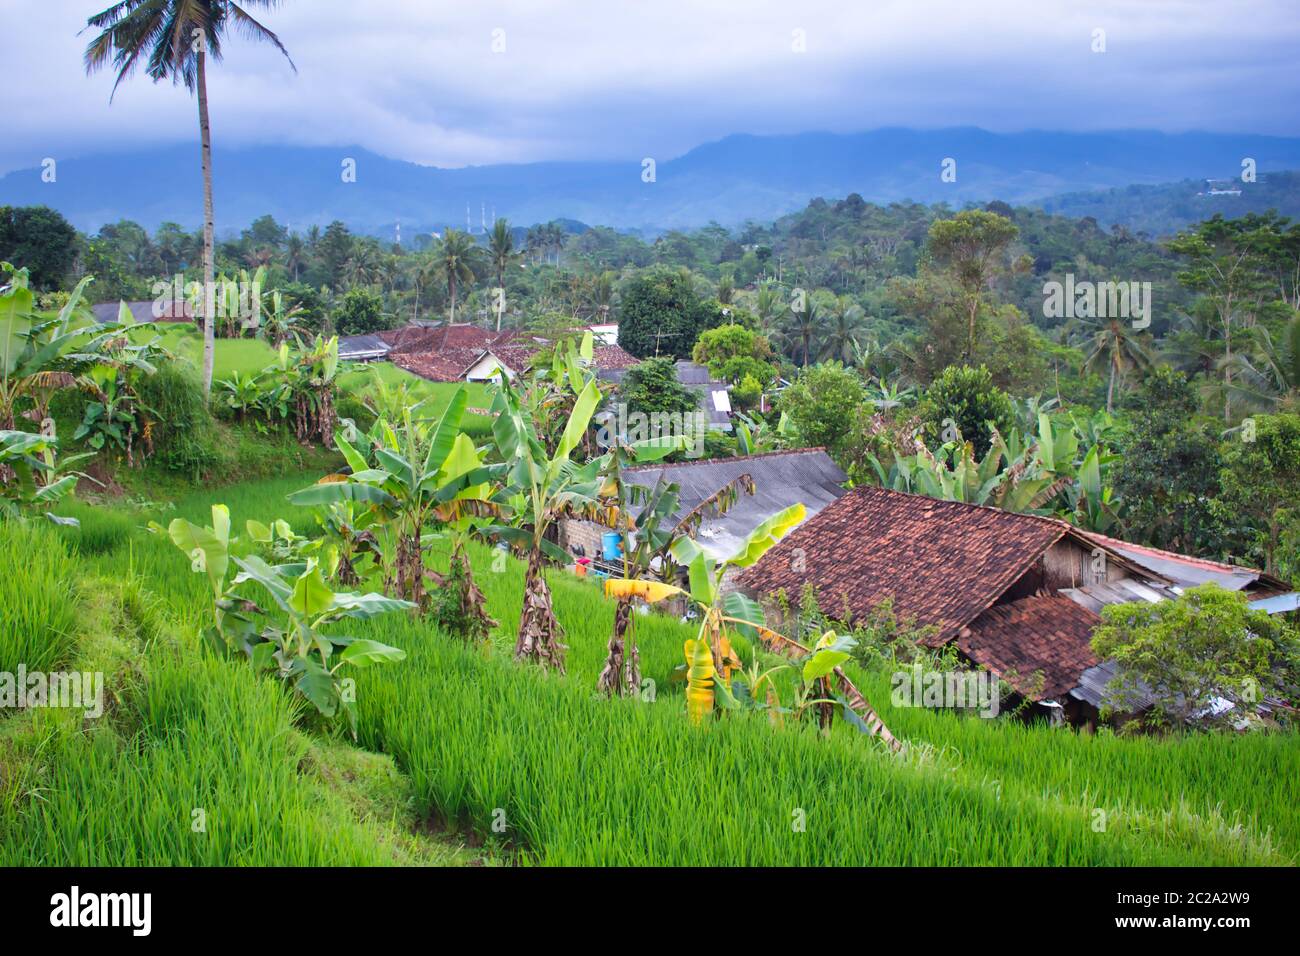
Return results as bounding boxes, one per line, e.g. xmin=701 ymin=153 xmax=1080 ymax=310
xmin=627 ymin=449 xmax=847 ymax=561
xmin=1059 ymin=578 xmax=1176 ymax=614
xmin=1249 ymin=592 xmax=1300 ymax=614
xmin=1104 ymin=543 xmax=1260 ymax=591
xmin=90 ymin=300 xmax=190 ymax=323
xmin=1069 ymin=660 xmax=1156 ymax=710
xmin=338 ymin=334 xmax=392 ymax=359
xmin=599 ymin=360 xmax=733 ymax=429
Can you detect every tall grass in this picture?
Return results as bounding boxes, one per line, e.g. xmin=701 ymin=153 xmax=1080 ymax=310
xmin=0 ymin=551 xmax=460 ymax=866
xmin=0 ymin=522 xmax=80 ymax=673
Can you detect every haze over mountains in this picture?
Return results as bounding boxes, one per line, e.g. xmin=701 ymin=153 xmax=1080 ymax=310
xmin=4 ymin=128 xmax=1299 ymax=238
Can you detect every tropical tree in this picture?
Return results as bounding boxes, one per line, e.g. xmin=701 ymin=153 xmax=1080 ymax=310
xmin=605 ymin=505 xmax=902 ymax=748
xmin=1222 ymin=314 xmax=1300 ymax=412
xmin=783 ymin=295 xmax=820 ymax=367
xmin=488 ymin=370 xmax=606 ymax=670
xmin=432 ymin=228 xmax=478 ymax=335
xmin=1169 ymin=214 xmax=1275 ymax=421
xmin=1074 ymin=313 xmax=1156 ymax=413
xmin=0 ymin=264 xmax=91 ymax=429
xmin=819 ymin=294 xmax=867 ymax=364
xmin=593 ymin=451 xmax=751 ymax=697
xmin=84 ymin=0 xmax=296 ymax=400
xmin=925 ymin=210 xmax=1019 ymax=360
xmin=290 ymin=388 xmax=500 ymax=628
xmin=487 ymin=218 xmax=516 ymax=331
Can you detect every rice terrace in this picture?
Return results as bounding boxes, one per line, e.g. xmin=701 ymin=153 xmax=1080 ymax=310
xmin=0 ymin=0 xmax=1297 ymax=932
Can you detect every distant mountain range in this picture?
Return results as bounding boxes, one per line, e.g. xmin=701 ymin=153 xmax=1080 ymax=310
xmin=4 ymin=128 xmax=1300 ymax=236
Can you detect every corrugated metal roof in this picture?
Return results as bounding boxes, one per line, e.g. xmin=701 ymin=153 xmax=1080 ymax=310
xmin=1069 ymin=660 xmax=1156 ymax=710
xmin=338 ymin=334 xmax=391 ymax=359
xmin=1249 ymin=592 xmax=1300 ymax=614
xmin=627 ymin=449 xmax=847 ymax=562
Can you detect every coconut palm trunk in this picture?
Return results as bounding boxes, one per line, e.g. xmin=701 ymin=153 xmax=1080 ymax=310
xmin=198 ymin=46 xmax=216 ymax=400
xmin=515 ymin=546 xmax=565 ymax=670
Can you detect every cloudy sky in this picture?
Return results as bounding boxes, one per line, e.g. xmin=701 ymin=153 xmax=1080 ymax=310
xmin=1 ymin=0 xmax=1297 ymax=174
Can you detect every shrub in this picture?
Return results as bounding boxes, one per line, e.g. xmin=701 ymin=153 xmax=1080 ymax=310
xmin=134 ymin=362 xmax=221 ymax=478
xmin=332 ymin=287 xmax=389 ymax=336
xmin=777 ymin=361 xmax=865 ymax=458
xmin=918 ymin=364 xmax=1015 ymax=457
xmin=620 ymin=357 xmax=697 ymax=418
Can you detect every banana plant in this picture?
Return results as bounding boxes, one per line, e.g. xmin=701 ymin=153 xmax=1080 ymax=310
xmin=594 ymin=462 xmax=754 ymax=697
xmin=0 ymin=429 xmax=89 ymax=524
xmin=167 ymin=504 xmax=411 ymax=730
xmin=604 ymin=503 xmax=900 ymax=746
xmin=290 ymin=387 xmax=502 ymax=632
xmin=276 ymin=334 xmax=340 ymax=444
xmin=607 ymin=503 xmax=800 ymax=716
xmin=489 ymin=367 xmax=605 ymax=670
xmin=0 ymin=264 xmax=93 ymax=429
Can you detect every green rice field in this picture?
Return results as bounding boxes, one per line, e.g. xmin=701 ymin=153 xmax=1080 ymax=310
xmin=3 ymin=470 xmax=1295 ymax=866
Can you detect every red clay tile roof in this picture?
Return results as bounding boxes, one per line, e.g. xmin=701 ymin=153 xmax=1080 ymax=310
xmin=383 ymin=324 xmax=523 ymax=355
xmin=735 ymin=485 xmax=1068 ymax=642
xmin=593 ymin=344 xmax=639 ymax=370
xmin=957 ymin=596 xmax=1102 ymax=700
xmin=391 ymin=349 xmax=481 ymax=382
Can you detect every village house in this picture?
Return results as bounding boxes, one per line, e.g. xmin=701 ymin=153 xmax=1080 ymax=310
xmin=346 ymin=321 xmax=735 ymax=429
xmin=557 ymin=448 xmax=847 ymax=589
xmin=341 ymin=322 xmax=642 ymax=384
xmin=735 ymin=485 xmax=1296 ymax=727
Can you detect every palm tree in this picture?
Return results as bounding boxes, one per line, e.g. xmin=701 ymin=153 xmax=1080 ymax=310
xmin=1222 ymin=314 xmax=1300 ymax=412
xmin=1075 ymin=314 xmax=1156 ymax=413
xmin=524 ymin=225 xmax=544 ymax=264
xmin=84 ymin=1 xmax=295 ymax=401
xmin=588 ymin=271 xmax=616 ymax=324
xmin=487 ymin=218 xmax=516 ymax=331
xmin=819 ymin=294 xmax=867 ymax=363
xmin=717 ymin=273 xmax=735 ymax=306
xmin=284 ymin=232 xmax=306 ymax=281
xmin=342 ymin=243 xmax=383 ymax=288
xmin=753 ymin=281 xmax=781 ymax=333
xmin=432 ymin=229 xmax=478 ymax=342
xmin=784 ymin=297 xmax=820 ymax=367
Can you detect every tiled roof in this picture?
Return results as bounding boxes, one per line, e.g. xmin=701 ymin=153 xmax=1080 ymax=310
xmin=392 ymin=349 xmax=481 ymax=382
xmin=593 ymin=344 xmax=639 ymax=370
xmin=735 ymin=485 xmax=1067 ymax=642
xmin=957 ymin=596 xmax=1101 ymax=700
xmin=383 ymin=324 xmax=517 ymax=355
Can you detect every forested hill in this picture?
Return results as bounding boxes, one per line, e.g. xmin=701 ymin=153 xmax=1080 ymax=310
xmin=569 ymin=195 xmax=1195 ymax=339
xmin=1036 ymin=171 xmax=1300 ymax=237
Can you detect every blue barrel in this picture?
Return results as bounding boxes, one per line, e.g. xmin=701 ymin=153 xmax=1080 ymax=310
xmin=601 ymin=532 xmax=623 ymax=561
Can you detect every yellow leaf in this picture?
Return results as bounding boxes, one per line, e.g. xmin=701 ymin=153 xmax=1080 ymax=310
xmin=684 ymin=638 xmax=715 ymax=725
xmin=603 ymin=578 xmax=685 ymax=603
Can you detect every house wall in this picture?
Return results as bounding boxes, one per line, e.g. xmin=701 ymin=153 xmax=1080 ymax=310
xmin=1042 ymin=538 xmax=1130 ymax=592
xmin=557 ymin=518 xmax=606 ymax=560
xmin=463 ymin=353 xmax=513 ymax=383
